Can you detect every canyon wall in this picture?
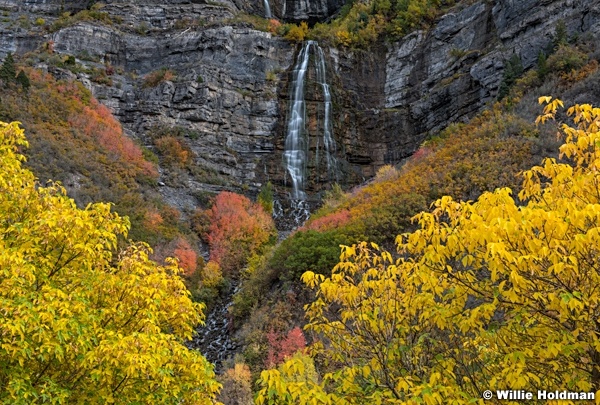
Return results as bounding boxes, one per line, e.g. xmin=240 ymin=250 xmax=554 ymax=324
xmin=0 ymin=0 xmax=599 ymax=206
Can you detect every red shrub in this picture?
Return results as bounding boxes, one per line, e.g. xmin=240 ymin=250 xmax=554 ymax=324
xmin=266 ymin=327 xmax=307 ymax=368
xmin=268 ymin=19 xmax=281 ymax=34
xmin=411 ymin=145 xmax=432 ymax=161
xmin=301 ymin=209 xmax=351 ymax=232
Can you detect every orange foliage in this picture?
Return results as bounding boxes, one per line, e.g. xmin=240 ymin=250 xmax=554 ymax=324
xmin=191 ymin=207 xmax=211 ymax=240
xmin=143 ymin=69 xmax=176 ymax=88
xmin=267 ymin=19 xmax=281 ymax=34
xmin=0 ymin=65 xmax=188 ymax=253
xmin=207 ymin=192 xmax=275 ymax=274
xmin=154 ymin=136 xmax=192 ymax=168
xmin=173 ymin=237 xmax=197 ymax=276
xmin=560 ymin=59 xmax=599 ymax=83
xmin=218 ymin=363 xmax=253 ymax=405
xmin=143 ymin=209 xmax=164 ymax=230
xmin=69 ymin=100 xmax=156 ymax=177
xmin=305 ymin=106 xmax=542 ymax=244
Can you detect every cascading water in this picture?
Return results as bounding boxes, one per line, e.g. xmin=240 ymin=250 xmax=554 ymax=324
xmin=263 ymin=0 xmax=272 ymax=18
xmin=314 ymin=45 xmax=338 ymax=183
xmin=284 ymin=42 xmax=312 ymax=202
xmin=283 ymin=41 xmax=338 ymax=226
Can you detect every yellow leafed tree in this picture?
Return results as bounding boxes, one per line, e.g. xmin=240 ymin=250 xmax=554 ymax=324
xmin=256 ymin=98 xmax=600 ymax=404
xmin=0 ymin=122 xmax=220 ymax=404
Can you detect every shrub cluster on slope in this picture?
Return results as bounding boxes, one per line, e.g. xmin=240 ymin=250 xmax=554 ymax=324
xmin=311 ymin=0 xmax=457 ymax=47
xmin=0 ymin=64 xmax=205 ymax=279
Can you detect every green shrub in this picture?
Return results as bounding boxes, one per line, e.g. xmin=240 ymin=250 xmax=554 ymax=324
xmin=547 ymin=45 xmax=588 ymax=74
xmin=231 ymin=252 xmax=275 ymax=322
xmin=267 ymin=230 xmax=352 ymax=283
xmin=135 ymin=22 xmax=149 ymax=35
xmin=359 ymin=192 xmax=427 ymax=243
xmin=265 ymin=71 xmax=277 ymax=82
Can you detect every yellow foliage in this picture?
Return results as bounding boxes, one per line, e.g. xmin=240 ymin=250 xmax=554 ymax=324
xmin=374 ymin=164 xmax=400 ymax=182
xmin=334 ymin=29 xmax=352 ymax=47
xmin=218 ymin=363 xmax=253 ymax=405
xmin=0 ymin=122 xmax=221 ymax=403
xmin=256 ymin=353 xmax=340 ymax=404
xmin=285 ymin=22 xmax=309 ymax=42
xmin=256 ymin=100 xmax=600 ymax=402
xmin=202 ymin=260 xmax=224 ymax=289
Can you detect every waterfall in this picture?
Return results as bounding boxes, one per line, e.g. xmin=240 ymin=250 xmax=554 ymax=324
xmin=263 ymin=0 xmax=272 ymax=18
xmin=284 ymin=42 xmax=312 ymax=201
xmin=283 ymin=41 xmax=338 ymax=203
xmin=314 ymin=45 xmax=337 ymax=182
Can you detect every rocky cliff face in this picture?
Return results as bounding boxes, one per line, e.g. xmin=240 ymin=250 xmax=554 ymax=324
xmin=0 ymin=0 xmax=599 ymax=208
xmin=55 ymin=23 xmax=293 ymax=211
xmin=279 ymin=0 xmax=346 ymax=24
xmin=383 ymin=0 xmax=600 ymax=160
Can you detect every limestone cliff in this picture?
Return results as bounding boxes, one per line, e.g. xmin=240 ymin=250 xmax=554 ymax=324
xmin=0 ymin=0 xmax=599 ymax=209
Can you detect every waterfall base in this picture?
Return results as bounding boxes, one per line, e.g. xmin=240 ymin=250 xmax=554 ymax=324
xmin=273 ymin=197 xmax=313 ymax=231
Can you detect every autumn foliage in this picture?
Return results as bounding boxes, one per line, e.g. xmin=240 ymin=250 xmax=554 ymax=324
xmin=0 ymin=67 xmax=191 ymax=248
xmin=173 ymin=237 xmax=198 ymax=275
xmin=218 ymin=363 xmax=253 ymax=405
xmin=0 ymin=122 xmax=220 ymax=403
xmin=267 ymin=19 xmax=281 ymax=34
xmin=266 ymin=327 xmax=307 ymax=368
xmin=300 ymin=209 xmax=351 ymax=232
xmin=154 ymin=136 xmax=192 ymax=168
xmin=69 ymin=99 xmax=156 ymax=177
xmin=303 ymin=105 xmax=544 ymax=248
xmin=265 ymin=106 xmax=544 ymax=290
xmin=206 ymin=192 xmax=275 ymax=274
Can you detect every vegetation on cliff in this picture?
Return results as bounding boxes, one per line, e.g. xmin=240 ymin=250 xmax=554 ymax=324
xmin=231 ymin=0 xmax=461 ymax=47
xmin=218 ymin=38 xmax=600 ymax=400
xmin=0 ymin=60 xmax=214 ymax=303
xmin=310 ymin=0 xmax=458 ymax=46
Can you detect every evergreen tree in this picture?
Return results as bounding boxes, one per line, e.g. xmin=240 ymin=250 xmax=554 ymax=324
xmin=0 ymin=53 xmax=16 ymax=86
xmin=15 ymin=70 xmax=30 ymax=92
xmin=497 ymin=54 xmax=523 ymax=100
xmin=257 ymin=181 xmax=274 ymax=214
xmin=553 ymin=20 xmax=568 ymax=50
